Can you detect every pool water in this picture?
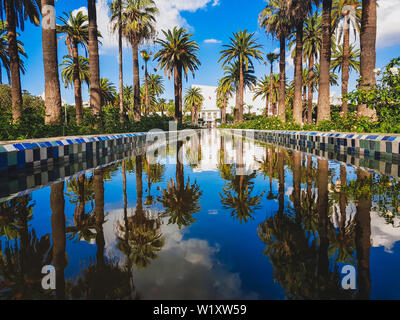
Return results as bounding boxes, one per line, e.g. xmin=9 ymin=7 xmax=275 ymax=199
xmin=1 ymin=129 xmax=400 ymax=300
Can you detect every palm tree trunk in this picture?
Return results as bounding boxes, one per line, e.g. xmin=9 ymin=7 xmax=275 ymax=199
xmin=5 ymin=3 xmax=23 ymax=123
xmin=358 ymin=0 xmax=377 ymax=120
xmin=307 ymin=54 xmax=315 ymax=124
xmin=278 ymin=35 xmax=286 ymax=122
xmin=42 ymin=0 xmax=62 ymax=125
xmin=269 ymin=63 xmax=274 ymax=117
xmin=88 ymin=0 xmax=101 ymax=116
xmin=235 ymin=87 xmax=239 ymax=122
xmin=239 ymin=61 xmax=244 ymax=122
xmin=94 ymin=169 xmax=105 ymax=268
xmin=339 ymin=164 xmax=348 ymax=236
xmin=144 ymin=61 xmax=149 ymax=116
xmin=118 ymin=4 xmax=124 ymax=124
xmin=341 ymin=17 xmax=350 ymax=115
xmin=72 ymin=42 xmax=83 ymax=125
xmin=355 ymin=170 xmax=372 ymax=299
xmin=293 ymin=23 xmax=304 ymax=125
xmin=222 ymin=99 xmax=227 ymax=124
xmin=317 ymin=0 xmax=333 ymax=123
xmin=293 ymin=151 xmax=301 ymax=218
xmin=50 ymin=181 xmax=66 ymax=299
xmin=136 ymin=155 xmax=143 ymax=210
xmin=174 ymin=64 xmax=183 ymax=126
xmin=132 ymin=41 xmax=141 ymax=121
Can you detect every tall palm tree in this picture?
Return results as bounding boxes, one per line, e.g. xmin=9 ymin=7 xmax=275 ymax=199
xmin=287 ymin=0 xmax=315 ymax=124
xmin=147 ymin=73 xmax=164 ymax=112
xmin=0 ymin=0 xmax=40 ymax=122
xmin=154 ymin=27 xmax=200 ymax=126
xmin=110 ymin=0 xmax=125 ymax=123
xmin=57 ymin=11 xmax=89 ymax=125
xmin=88 ymin=0 xmax=102 ymax=116
xmin=0 ymin=21 xmax=26 ymax=84
xmin=122 ymin=0 xmax=158 ymax=122
xmin=219 ymin=29 xmax=264 ymax=122
xmin=184 ymin=87 xmax=204 ymax=125
xmin=217 ymin=78 xmax=234 ymax=124
xmin=302 ymin=11 xmax=321 ymax=124
xmin=358 ymin=0 xmax=377 ymax=120
xmin=317 ymin=0 xmax=334 ymax=123
xmin=99 ymin=78 xmax=117 ymax=107
xmin=41 ymin=0 xmax=62 ymax=125
xmin=140 ymin=49 xmax=152 ymax=116
xmin=220 ymin=60 xmax=257 ymax=121
xmin=60 ymin=55 xmax=90 ymax=122
xmin=332 ymin=0 xmax=362 ymax=115
xmin=254 ymin=74 xmax=280 ymax=116
xmin=259 ymin=0 xmax=291 ymax=122
xmin=266 ymin=52 xmax=279 ymax=116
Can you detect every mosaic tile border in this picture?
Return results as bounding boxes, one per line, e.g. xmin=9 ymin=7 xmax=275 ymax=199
xmin=0 ymin=132 xmax=178 ymax=173
xmin=223 ymin=129 xmax=400 ymax=179
xmin=0 ymin=131 xmax=195 ymax=203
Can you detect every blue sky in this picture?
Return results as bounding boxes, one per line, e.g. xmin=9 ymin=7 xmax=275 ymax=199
xmin=13 ymin=0 xmax=400 ymax=105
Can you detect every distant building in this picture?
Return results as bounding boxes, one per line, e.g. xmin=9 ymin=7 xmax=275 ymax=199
xmin=192 ymin=84 xmax=267 ymax=127
xmin=39 ymin=92 xmax=68 ymax=106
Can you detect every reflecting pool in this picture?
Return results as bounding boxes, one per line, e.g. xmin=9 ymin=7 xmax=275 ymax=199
xmin=1 ymin=129 xmax=400 ymax=300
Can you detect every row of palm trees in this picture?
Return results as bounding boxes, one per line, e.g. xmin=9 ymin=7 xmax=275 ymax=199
xmin=216 ymin=0 xmax=379 ymax=125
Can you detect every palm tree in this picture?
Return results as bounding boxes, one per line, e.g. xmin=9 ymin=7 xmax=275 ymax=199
xmin=220 ymin=60 xmax=257 ymax=120
xmin=254 ymin=74 xmax=279 ymax=116
xmin=99 ymin=78 xmax=117 ymax=107
xmin=110 ymin=0 xmax=125 ymax=123
xmin=331 ymin=44 xmax=360 ymax=98
xmin=259 ymin=0 xmax=291 ymax=122
xmin=317 ymin=0 xmax=334 ymax=123
xmin=57 ymin=11 xmax=89 ymax=125
xmin=287 ymin=0 xmax=315 ymax=124
xmin=217 ymin=78 xmax=234 ymax=124
xmin=358 ymin=0 xmax=377 ymax=120
xmin=0 ymin=0 xmax=40 ymax=122
xmin=156 ymin=97 xmax=166 ymax=116
xmin=302 ymin=11 xmax=321 ymax=124
xmin=266 ymin=52 xmax=279 ymax=116
xmin=140 ymin=49 xmax=152 ymax=116
xmin=41 ymin=0 xmax=62 ymax=125
xmin=147 ymin=73 xmax=164 ymax=112
xmin=0 ymin=21 xmax=27 ymax=85
xmin=332 ymin=0 xmax=362 ymax=115
xmin=219 ymin=30 xmax=264 ymax=122
xmin=87 ymin=0 xmax=102 ymax=116
xmin=60 ymin=55 xmax=90 ymax=122
xmin=184 ymin=87 xmax=204 ymax=125
xmin=154 ymin=27 xmax=200 ymax=126
xmin=122 ymin=0 xmax=158 ymax=122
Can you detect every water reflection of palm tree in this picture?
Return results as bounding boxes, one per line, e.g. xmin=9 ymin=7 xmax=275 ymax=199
xmin=117 ymin=156 xmax=165 ymax=270
xmin=143 ymin=157 xmax=165 ymax=206
xmin=158 ymin=141 xmax=202 ymax=229
xmin=256 ymin=146 xmax=279 ymax=200
xmin=258 ymin=152 xmax=355 ymax=299
xmin=0 ymin=195 xmax=52 ymax=299
xmin=50 ymin=182 xmax=67 ymax=299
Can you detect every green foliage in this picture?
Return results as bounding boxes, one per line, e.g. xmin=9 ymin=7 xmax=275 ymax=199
xmin=0 ymin=86 xmax=198 ymax=141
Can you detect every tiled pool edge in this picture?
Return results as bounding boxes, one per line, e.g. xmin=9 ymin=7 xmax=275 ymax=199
xmin=0 ymin=131 xmax=186 ymax=173
xmin=222 ymin=129 xmax=400 ymax=178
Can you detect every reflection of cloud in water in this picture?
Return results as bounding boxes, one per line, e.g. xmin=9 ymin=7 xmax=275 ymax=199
xmin=371 ymin=212 xmax=400 ymax=253
xmin=102 ymin=208 xmax=258 ymax=300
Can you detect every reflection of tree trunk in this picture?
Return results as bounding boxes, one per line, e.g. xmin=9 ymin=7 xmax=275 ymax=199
xmin=278 ymin=149 xmax=285 ymax=215
xmin=355 ymin=170 xmax=372 ymax=300
xmin=136 ymin=155 xmax=143 ymax=211
xmin=50 ymin=182 xmax=66 ymax=299
xmin=306 ymin=156 xmax=312 ymax=197
xmin=317 ymin=159 xmax=329 ymax=295
xmin=122 ymin=160 xmax=132 ymax=272
xmin=94 ymin=169 xmax=105 ymax=268
xmin=339 ymin=165 xmax=348 ymax=236
xmin=78 ymin=174 xmax=85 ymax=217
xmin=292 ymin=151 xmax=301 ymax=222
xmin=176 ymin=141 xmax=184 ymax=194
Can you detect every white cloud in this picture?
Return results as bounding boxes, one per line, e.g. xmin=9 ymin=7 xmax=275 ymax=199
xmin=273 ymin=47 xmax=280 ymax=54
xmin=204 ymin=38 xmax=222 ymax=44
xmin=377 ymin=0 xmax=400 ymax=48
xmin=79 ymin=0 xmax=221 ymax=50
